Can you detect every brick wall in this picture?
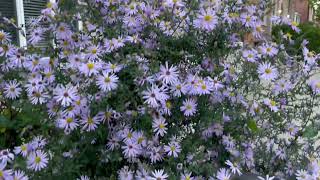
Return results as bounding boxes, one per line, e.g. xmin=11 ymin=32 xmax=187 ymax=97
xmin=293 ymin=0 xmax=310 ymax=23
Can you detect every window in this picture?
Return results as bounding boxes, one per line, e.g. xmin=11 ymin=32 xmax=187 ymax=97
xmin=0 ymin=0 xmax=54 ymax=47
xmin=294 ymin=12 xmax=301 ymax=23
xmin=0 ymin=0 xmax=17 ymax=43
xmin=24 ymin=0 xmax=50 ymax=48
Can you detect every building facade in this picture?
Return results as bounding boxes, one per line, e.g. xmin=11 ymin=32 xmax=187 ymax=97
xmin=271 ymin=0 xmax=314 ymax=23
xmin=0 ymin=0 xmax=54 ymax=47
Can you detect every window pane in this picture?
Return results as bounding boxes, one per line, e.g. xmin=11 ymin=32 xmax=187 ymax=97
xmin=23 ymin=0 xmax=49 ymax=47
xmin=0 ymin=0 xmax=17 ymax=44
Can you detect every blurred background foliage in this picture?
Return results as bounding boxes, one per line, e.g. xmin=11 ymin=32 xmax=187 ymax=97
xmin=272 ymin=22 xmax=320 ymax=54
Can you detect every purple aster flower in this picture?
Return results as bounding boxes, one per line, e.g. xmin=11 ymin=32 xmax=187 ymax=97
xmin=27 ymin=150 xmax=48 ymax=171
xmin=240 ymin=13 xmax=257 ymax=27
xmin=257 ymin=62 xmax=278 ymax=81
xmin=28 ymin=28 xmax=44 ymax=45
xmin=309 ymin=79 xmax=320 ymax=94
xmin=180 ymin=98 xmax=197 ymax=116
xmin=3 ymin=80 xmax=22 ymax=99
xmin=53 ymin=84 xmax=79 ymax=107
xmin=0 ymin=30 xmax=12 ymax=43
xmin=193 ymin=8 xmax=218 ymax=31
xmin=243 ymin=49 xmax=258 ymax=62
xmin=260 ymin=44 xmax=278 ymax=57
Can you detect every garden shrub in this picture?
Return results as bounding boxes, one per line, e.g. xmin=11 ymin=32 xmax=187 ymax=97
xmin=0 ymin=0 xmax=320 ymax=180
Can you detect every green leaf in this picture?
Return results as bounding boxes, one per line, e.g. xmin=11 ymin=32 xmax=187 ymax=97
xmin=247 ymin=119 xmax=259 ymax=133
xmin=0 ymin=115 xmax=13 ymax=128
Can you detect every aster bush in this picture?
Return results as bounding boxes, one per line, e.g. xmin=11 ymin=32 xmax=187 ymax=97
xmin=0 ymin=0 xmax=320 ymax=180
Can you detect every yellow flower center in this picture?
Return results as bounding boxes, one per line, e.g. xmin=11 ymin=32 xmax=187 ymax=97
xmin=265 ymin=68 xmax=272 ymax=74
xmin=316 ymin=82 xmax=320 ymax=89
xmin=59 ymin=26 xmax=65 ymax=32
xmin=104 ymin=77 xmax=111 ymax=83
xmin=246 ymin=16 xmax=251 ymax=22
xmin=111 ymin=64 xmax=116 ymax=70
xmin=270 ymin=100 xmax=276 ymax=106
xmin=45 ymin=72 xmax=52 ymax=78
xmin=138 ymin=137 xmax=144 ymax=144
xmin=105 ymin=112 xmax=112 ymax=118
xmin=186 ymin=105 xmax=192 ymax=110
xmin=35 ymin=156 xmax=41 ymax=164
xmin=292 ymin=21 xmax=298 ymax=27
xmin=201 ymin=84 xmax=207 ymax=90
xmin=266 ymin=48 xmax=271 ymax=52
xmin=0 ymin=170 xmax=3 ymax=177
xmin=229 ymin=13 xmax=239 ymax=18
xmin=204 ymin=15 xmax=212 ymax=22
xmin=63 ymin=41 xmax=69 ymax=46
xmin=0 ymin=32 xmax=4 ymax=40
xmin=256 ymin=26 xmax=263 ymax=32
xmin=63 ymin=50 xmax=69 ymax=55
xmin=33 ymin=60 xmax=39 ymax=66
xmin=21 ymin=145 xmax=27 ymax=151
xmin=87 ymin=63 xmax=94 ymax=70
xmin=2 ymin=45 xmax=8 ymax=51
xmin=166 ymin=101 xmax=172 ymax=109
xmin=170 ymin=146 xmax=176 ymax=151
xmin=308 ymin=52 xmax=314 ymax=57
xmin=87 ymin=117 xmax=94 ymax=124
xmin=248 ymin=54 xmax=253 ymax=58
xmin=159 ymin=123 xmax=165 ymax=129
xmin=47 ymin=2 xmax=53 ymax=8
xmin=176 ymin=85 xmax=181 ymax=90
xmin=289 ymin=127 xmax=294 ymax=132
xmin=34 ymin=92 xmax=41 ymax=97
xmin=66 ymin=118 xmax=73 ymax=123
xmin=9 ymin=87 xmax=15 ymax=92
xmin=286 ymin=32 xmax=292 ymax=38
xmin=91 ymin=48 xmax=97 ymax=54
xmin=127 ymin=132 xmax=132 ymax=138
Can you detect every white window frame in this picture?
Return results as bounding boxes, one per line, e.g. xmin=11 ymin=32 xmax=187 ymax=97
xmin=15 ymin=0 xmax=27 ymax=48
xmin=77 ymin=0 xmax=87 ymax=31
xmin=309 ymin=6 xmax=314 ymax=21
xmin=294 ymin=12 xmax=301 ymax=24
